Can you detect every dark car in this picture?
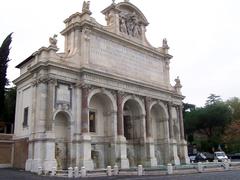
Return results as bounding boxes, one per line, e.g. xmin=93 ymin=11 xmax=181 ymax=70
xmin=202 ymin=152 xmax=214 ymax=162
xmin=194 ymin=152 xmax=207 ymax=162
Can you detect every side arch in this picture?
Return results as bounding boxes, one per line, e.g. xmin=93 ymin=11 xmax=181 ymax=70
xmin=88 ymin=88 xmax=117 ymax=112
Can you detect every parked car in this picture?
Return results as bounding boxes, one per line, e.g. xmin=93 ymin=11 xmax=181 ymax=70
xmin=228 ymin=153 xmax=240 ymax=162
xmin=214 ymin=151 xmax=228 ymax=162
xmin=202 ymin=152 xmax=214 ymax=162
xmin=189 ymin=152 xmax=207 ymax=163
xmin=195 ymin=152 xmax=207 ymax=162
xmin=189 ymin=154 xmax=196 ymax=163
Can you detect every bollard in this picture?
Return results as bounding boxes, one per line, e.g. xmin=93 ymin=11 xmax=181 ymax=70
xmin=68 ymin=167 xmax=73 ymax=178
xmin=74 ymin=167 xmax=79 ymax=177
xmin=113 ymin=165 xmax=119 ymax=176
xmin=197 ymin=162 xmax=203 ymax=173
xmin=107 ymin=166 xmax=112 ymax=176
xmin=51 ymin=167 xmax=56 ymax=176
xmin=167 ymin=164 xmax=173 ymax=175
xmin=81 ymin=166 xmax=87 ymax=177
xmin=38 ymin=167 xmax=42 ymax=175
xmin=224 ymin=162 xmax=229 ymax=170
xmin=137 ymin=165 xmax=143 ymax=176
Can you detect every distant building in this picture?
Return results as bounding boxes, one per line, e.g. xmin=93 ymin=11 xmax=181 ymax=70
xmin=13 ymin=1 xmax=189 ymax=172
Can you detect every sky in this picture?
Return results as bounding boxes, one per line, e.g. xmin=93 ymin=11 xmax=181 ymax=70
xmin=1 ymin=0 xmax=240 ymax=107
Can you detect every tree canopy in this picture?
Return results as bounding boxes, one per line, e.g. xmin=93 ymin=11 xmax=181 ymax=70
xmin=0 ymin=33 xmax=13 ymax=120
xmin=184 ymin=94 xmax=232 ymax=151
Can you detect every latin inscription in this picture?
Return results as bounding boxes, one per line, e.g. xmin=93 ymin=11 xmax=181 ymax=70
xmin=90 ymin=35 xmax=165 ymax=84
xmin=56 ymin=84 xmax=71 ymax=103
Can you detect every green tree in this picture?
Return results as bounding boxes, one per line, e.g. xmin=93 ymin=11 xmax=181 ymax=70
xmin=205 ymin=93 xmax=222 ymax=106
xmin=184 ymin=95 xmax=232 ymax=151
xmin=226 ymin=97 xmax=240 ymax=120
xmin=0 ymin=33 xmax=13 ymax=120
xmin=4 ymin=87 xmax=16 ymax=123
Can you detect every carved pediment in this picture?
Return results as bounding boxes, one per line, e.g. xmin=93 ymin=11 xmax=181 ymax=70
xmin=102 ymin=1 xmax=149 ymax=42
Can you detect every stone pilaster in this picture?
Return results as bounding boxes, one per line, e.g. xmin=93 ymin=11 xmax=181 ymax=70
xmin=116 ymin=91 xmax=129 ymax=169
xmin=145 ymin=97 xmax=151 ymax=138
xmin=79 ymin=84 xmax=93 ymax=170
xmin=46 ymin=78 xmax=56 ymax=131
xmin=177 ymin=105 xmax=190 ymax=164
xmin=144 ymin=97 xmax=157 ymax=167
xmin=178 ymin=105 xmax=185 ymax=140
xmin=81 ymin=84 xmax=90 ymax=134
xmin=74 ymin=83 xmax=82 ymax=167
xmin=117 ymin=91 xmax=124 ymax=136
xmin=166 ymin=102 xmax=180 ymax=165
xmin=167 ymin=102 xmax=174 ymax=139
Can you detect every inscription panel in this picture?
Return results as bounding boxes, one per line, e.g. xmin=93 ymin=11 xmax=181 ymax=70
xmin=90 ymin=35 xmax=165 ymax=85
xmin=55 ymin=83 xmax=72 ymax=108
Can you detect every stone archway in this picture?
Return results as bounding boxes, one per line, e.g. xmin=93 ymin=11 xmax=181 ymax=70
xmin=122 ymin=97 xmax=145 ymax=167
xmin=54 ymin=111 xmax=71 ymax=170
xmin=88 ymin=90 xmax=117 ymax=168
xmin=150 ymin=102 xmax=168 ymax=165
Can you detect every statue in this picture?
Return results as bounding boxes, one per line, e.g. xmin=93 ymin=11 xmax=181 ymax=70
xmin=174 ymin=76 xmax=181 ymax=87
xmin=162 ymin=38 xmax=169 ymax=49
xmin=49 ymin=34 xmax=57 ymax=47
xmin=174 ymin=76 xmax=182 ymax=94
xmin=119 ymin=17 xmax=127 ymax=34
xmin=82 ymin=1 xmax=90 ymax=12
xmin=133 ymin=24 xmax=141 ymax=38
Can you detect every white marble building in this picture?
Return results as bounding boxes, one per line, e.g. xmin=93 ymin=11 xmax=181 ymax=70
xmin=13 ymin=0 xmax=190 ymax=172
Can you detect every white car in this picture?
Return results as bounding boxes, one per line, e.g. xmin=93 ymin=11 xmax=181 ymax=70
xmin=214 ymin=151 xmax=228 ymax=162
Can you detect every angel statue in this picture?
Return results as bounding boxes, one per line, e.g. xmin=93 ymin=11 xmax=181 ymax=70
xmin=82 ymin=1 xmax=90 ymax=12
xmin=162 ymin=38 xmax=169 ymax=49
xmin=49 ymin=34 xmax=57 ymax=47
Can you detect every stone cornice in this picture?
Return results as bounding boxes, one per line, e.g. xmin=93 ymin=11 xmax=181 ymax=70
xmin=81 ymin=67 xmax=184 ymax=101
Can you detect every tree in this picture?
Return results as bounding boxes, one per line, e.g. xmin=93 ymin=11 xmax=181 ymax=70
xmin=222 ymin=120 xmax=240 ymax=153
xmin=205 ymin=93 xmax=222 ymax=106
xmin=0 ymin=33 xmax=13 ymax=120
xmin=184 ymin=95 xmax=232 ymax=151
xmin=226 ymin=97 xmax=240 ymax=120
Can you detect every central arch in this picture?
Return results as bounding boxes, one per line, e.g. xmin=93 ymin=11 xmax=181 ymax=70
xmin=122 ymin=96 xmax=146 ymax=167
xmin=88 ymin=89 xmax=117 ymax=168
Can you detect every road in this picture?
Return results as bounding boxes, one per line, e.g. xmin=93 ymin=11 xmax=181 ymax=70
xmin=0 ymin=168 xmax=240 ymax=180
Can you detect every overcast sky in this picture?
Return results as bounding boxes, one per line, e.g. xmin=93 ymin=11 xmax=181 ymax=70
xmin=1 ymin=0 xmax=239 ymax=107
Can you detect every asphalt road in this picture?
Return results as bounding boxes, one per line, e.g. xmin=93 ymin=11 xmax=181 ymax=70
xmin=1 ymin=168 xmax=240 ymax=180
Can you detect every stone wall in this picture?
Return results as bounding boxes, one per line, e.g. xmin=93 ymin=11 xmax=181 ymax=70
xmin=0 ymin=134 xmax=13 ymax=167
xmin=13 ymin=138 xmax=28 ymax=169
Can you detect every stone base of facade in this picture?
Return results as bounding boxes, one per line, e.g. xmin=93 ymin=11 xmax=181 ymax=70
xmin=79 ymin=134 xmax=94 ymax=170
xmin=161 ymin=138 xmax=180 ymax=165
xmin=43 ymin=159 xmax=57 ymax=172
xmin=145 ymin=137 xmax=157 ymax=167
xmin=178 ymin=140 xmax=190 ymax=164
xmin=116 ymin=136 xmax=129 ymax=169
xmin=30 ymin=159 xmax=42 ymax=173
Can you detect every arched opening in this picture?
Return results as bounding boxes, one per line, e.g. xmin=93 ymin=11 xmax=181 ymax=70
xmin=123 ymin=99 xmax=144 ymax=167
xmin=54 ymin=111 xmax=70 ymax=170
xmin=150 ymin=103 xmax=168 ymax=165
xmin=89 ymin=92 xmax=115 ymax=168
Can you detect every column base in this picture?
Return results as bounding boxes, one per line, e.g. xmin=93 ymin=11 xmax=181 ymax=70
xmin=179 ymin=139 xmax=190 ymax=164
xmin=25 ymin=159 xmax=33 ymax=171
xmin=169 ymin=139 xmax=180 ymax=165
xmin=79 ymin=134 xmax=94 ymax=170
xmin=145 ymin=137 xmax=157 ymax=167
xmin=43 ymin=159 xmax=57 ymax=172
xmin=30 ymin=159 xmax=42 ymax=173
xmin=116 ymin=136 xmax=129 ymax=169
